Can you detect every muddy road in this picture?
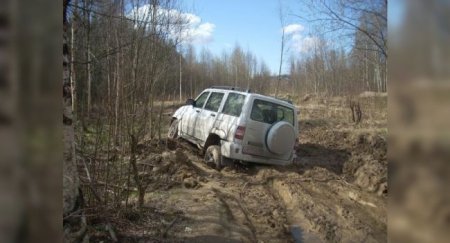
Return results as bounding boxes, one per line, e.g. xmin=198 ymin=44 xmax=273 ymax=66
xmin=95 ymin=97 xmax=387 ymax=242
xmin=112 ymin=136 xmax=386 ymax=242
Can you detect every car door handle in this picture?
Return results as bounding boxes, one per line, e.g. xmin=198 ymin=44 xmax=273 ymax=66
xmin=210 ymin=114 xmax=216 ymax=117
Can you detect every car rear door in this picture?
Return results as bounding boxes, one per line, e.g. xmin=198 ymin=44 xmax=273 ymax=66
xmin=214 ymin=92 xmax=247 ymax=141
xmin=242 ymin=98 xmax=295 ymax=160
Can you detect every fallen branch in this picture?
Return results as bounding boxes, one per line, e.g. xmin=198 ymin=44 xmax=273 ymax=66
xmin=162 ymin=217 xmax=178 ymax=238
xmin=106 ymin=223 xmax=118 ymax=242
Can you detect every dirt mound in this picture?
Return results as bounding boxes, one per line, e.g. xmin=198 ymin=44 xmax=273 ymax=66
xmin=141 ymin=148 xmax=206 ymax=190
xmin=355 ymin=161 xmax=387 ymax=196
xmin=298 ymin=126 xmax=387 ymax=196
xmin=350 ymin=132 xmax=387 ymax=160
xmin=346 ymin=133 xmax=387 ymax=195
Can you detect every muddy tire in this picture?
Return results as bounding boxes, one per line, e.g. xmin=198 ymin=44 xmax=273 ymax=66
xmin=204 ymin=145 xmax=222 ymax=170
xmin=168 ymin=119 xmax=179 ymax=139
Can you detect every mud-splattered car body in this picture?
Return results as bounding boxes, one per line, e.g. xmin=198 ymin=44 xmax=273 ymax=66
xmin=169 ymin=86 xmax=298 ymax=168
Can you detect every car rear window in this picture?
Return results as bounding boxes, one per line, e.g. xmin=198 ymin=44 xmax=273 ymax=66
xmin=204 ymin=92 xmax=224 ymax=112
xmin=222 ymin=93 xmax=246 ymax=117
xmin=250 ymin=99 xmax=294 ymax=125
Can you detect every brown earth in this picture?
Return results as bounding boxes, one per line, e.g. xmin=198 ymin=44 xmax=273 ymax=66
xmin=89 ymin=96 xmax=387 ymax=242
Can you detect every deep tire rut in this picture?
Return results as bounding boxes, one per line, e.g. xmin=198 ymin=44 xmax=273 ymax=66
xmin=167 ymin=139 xmax=386 ymax=242
xmin=271 ymin=177 xmax=386 ymax=243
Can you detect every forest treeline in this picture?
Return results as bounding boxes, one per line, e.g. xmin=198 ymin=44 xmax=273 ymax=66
xmin=69 ymin=0 xmax=386 ymax=118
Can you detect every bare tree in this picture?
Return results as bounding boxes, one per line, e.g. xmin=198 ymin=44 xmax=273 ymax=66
xmin=287 ymin=0 xmax=387 ymax=95
xmin=298 ymin=0 xmax=387 ymax=58
xmin=275 ymin=0 xmax=286 ymax=97
xmin=63 ymin=0 xmax=87 ymax=241
xmin=83 ymin=0 xmax=93 ymax=116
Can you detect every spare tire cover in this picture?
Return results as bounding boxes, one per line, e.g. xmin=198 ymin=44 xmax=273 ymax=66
xmin=266 ymin=121 xmax=296 ymax=155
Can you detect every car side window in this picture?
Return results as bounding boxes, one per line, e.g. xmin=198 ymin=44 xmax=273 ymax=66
xmin=194 ymin=92 xmax=209 ymax=108
xmin=204 ymin=92 xmax=224 ymax=112
xmin=222 ymin=93 xmax=245 ymax=117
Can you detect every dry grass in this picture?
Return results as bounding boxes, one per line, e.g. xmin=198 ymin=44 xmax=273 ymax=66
xmin=296 ymin=94 xmax=387 ymax=132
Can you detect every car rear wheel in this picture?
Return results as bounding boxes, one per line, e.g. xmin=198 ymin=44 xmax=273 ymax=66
xmin=168 ymin=119 xmax=179 ymax=139
xmin=204 ymin=145 xmax=222 ymax=170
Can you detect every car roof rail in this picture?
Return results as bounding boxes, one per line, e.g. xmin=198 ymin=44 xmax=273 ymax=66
xmin=278 ymin=98 xmax=293 ymax=104
xmin=210 ymin=86 xmax=251 ymax=93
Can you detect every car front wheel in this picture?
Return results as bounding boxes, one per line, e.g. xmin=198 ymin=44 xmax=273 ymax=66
xmin=168 ymin=119 xmax=179 ymax=139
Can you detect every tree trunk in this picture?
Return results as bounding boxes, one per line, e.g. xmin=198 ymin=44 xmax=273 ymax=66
xmin=114 ymin=30 xmax=121 ymax=145
xmin=63 ymin=0 xmax=86 ymax=241
xmin=365 ymin=43 xmax=369 ymax=91
xmin=63 ymin=0 xmax=80 ymax=217
xmin=106 ymin=30 xmax=111 ymax=109
xmin=84 ymin=0 xmax=92 ymax=116
xmin=275 ymin=30 xmax=284 ymax=98
xmin=129 ymin=135 xmax=144 ymax=208
xmin=179 ymin=52 xmax=182 ymax=102
xmin=70 ymin=1 xmax=77 ymax=113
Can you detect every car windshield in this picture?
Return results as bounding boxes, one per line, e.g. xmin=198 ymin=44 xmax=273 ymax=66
xmin=250 ymin=99 xmax=294 ymax=125
xmin=194 ymin=92 xmax=209 ymax=108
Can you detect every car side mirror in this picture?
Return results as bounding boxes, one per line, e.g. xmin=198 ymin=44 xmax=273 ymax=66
xmin=186 ymin=98 xmax=195 ymax=106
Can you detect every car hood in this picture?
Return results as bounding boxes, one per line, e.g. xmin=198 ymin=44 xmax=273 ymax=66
xmin=173 ymin=105 xmax=190 ymax=119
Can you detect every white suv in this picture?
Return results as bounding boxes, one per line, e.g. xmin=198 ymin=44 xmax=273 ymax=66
xmin=168 ymin=86 xmax=298 ymax=169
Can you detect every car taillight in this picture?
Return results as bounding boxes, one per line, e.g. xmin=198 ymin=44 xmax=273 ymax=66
xmin=235 ymin=126 xmax=246 ymax=140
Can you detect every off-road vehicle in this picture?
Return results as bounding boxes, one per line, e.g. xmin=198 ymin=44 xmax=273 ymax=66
xmin=168 ymin=86 xmax=298 ymax=169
